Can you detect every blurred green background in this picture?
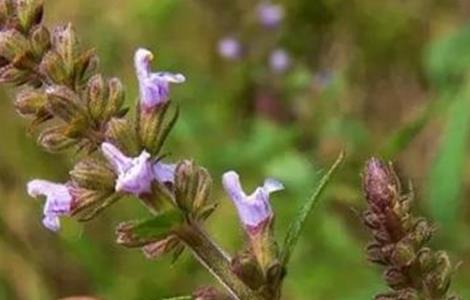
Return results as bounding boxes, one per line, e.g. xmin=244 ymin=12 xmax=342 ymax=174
xmin=1 ymin=0 xmax=470 ymax=299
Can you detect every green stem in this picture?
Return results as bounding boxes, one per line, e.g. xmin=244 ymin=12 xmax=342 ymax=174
xmin=176 ymin=220 xmax=262 ymax=300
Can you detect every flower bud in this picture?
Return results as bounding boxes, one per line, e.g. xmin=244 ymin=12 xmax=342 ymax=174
xmin=384 ymin=267 xmax=408 ymax=289
xmin=75 ymin=49 xmax=99 ymax=84
xmin=14 ymin=88 xmax=47 ymax=116
xmin=102 ymin=77 xmax=125 ymax=121
xmin=70 ymin=158 xmax=116 ymax=190
xmin=366 ymin=242 xmax=387 ymax=265
xmin=142 ymin=235 xmax=181 ymax=259
xmin=69 ymin=187 xmax=119 ymax=221
xmin=391 ymin=241 xmax=416 ymax=267
xmin=29 ymin=25 xmax=50 ymax=58
xmin=0 ymin=64 xmax=30 ymax=84
xmin=46 ymin=85 xmax=86 ymax=122
xmin=104 ymin=117 xmax=139 ymax=156
xmin=86 ymin=74 xmax=107 ymax=121
xmin=363 ymin=158 xmax=400 ymax=210
xmin=0 ymin=29 xmax=29 ymax=62
xmin=175 ymin=160 xmax=213 ymax=217
xmin=231 ymin=251 xmax=264 ymax=289
xmin=37 ymin=125 xmax=78 ymax=152
xmin=52 ymin=23 xmax=78 ymax=74
xmin=16 ymin=0 xmax=44 ymax=33
xmin=39 ymin=50 xmax=69 ymax=84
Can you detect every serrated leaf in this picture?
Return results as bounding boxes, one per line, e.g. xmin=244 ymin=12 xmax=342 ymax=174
xmin=280 ymin=151 xmax=345 ymax=266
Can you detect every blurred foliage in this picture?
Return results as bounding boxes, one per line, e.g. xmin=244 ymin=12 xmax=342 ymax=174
xmin=0 ymin=0 xmax=470 ymax=299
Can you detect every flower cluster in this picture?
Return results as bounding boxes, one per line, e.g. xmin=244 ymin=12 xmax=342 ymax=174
xmin=217 ymin=1 xmax=291 ymax=74
xmin=362 ymin=158 xmax=460 ymax=300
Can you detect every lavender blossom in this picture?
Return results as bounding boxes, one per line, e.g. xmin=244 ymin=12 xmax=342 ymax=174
xmin=101 ymin=142 xmax=176 ymax=196
xmin=257 ymin=2 xmax=285 ymax=28
xmin=269 ymin=49 xmax=290 ymax=73
xmin=27 ymin=180 xmax=73 ymax=231
xmin=218 ymin=37 xmax=242 ymax=60
xmin=134 ymin=48 xmax=186 ymax=110
xmin=222 ymin=171 xmax=284 ymax=230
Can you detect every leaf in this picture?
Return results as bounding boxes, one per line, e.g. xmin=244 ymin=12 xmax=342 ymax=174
xmin=116 ymin=210 xmax=184 ymax=247
xmin=426 ymin=82 xmax=470 ymax=230
xmin=280 ymin=151 xmax=345 ymax=266
xmin=381 ymin=100 xmax=437 ymax=158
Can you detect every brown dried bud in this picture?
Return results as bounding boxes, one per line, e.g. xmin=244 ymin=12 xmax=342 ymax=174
xmin=231 ymin=250 xmax=264 ymax=289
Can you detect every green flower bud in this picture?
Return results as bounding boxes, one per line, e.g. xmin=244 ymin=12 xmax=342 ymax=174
xmin=37 ymin=125 xmax=78 ymax=152
xmin=104 ymin=117 xmax=139 ymax=156
xmin=29 ymin=25 xmax=50 ymax=58
xmin=52 ymin=23 xmax=78 ymax=74
xmin=86 ymin=74 xmax=107 ymax=121
xmin=39 ymin=50 xmax=69 ymax=84
xmin=46 ymin=85 xmax=86 ymax=122
xmin=14 ymin=88 xmax=47 ymax=116
xmin=102 ymin=77 xmax=125 ymax=121
xmin=70 ymin=158 xmax=116 ymax=191
xmin=0 ymin=29 xmax=29 ymax=62
xmin=16 ymin=0 xmax=44 ymax=33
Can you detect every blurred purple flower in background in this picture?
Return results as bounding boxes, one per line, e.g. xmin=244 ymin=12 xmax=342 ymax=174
xmin=257 ymin=1 xmax=285 ymax=28
xmin=101 ymin=142 xmax=175 ymax=196
xmin=218 ymin=37 xmax=242 ymax=60
xmin=222 ymin=171 xmax=284 ymax=231
xmin=270 ymin=48 xmax=291 ymax=73
xmin=134 ymin=48 xmax=186 ymax=110
xmin=27 ymin=180 xmax=73 ymax=231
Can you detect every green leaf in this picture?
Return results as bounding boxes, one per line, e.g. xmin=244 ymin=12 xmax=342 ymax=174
xmin=117 ymin=210 xmax=184 ymax=247
xmin=280 ymin=151 xmax=345 ymax=266
xmin=381 ymin=100 xmax=437 ymax=158
xmin=426 ymin=82 xmax=470 ymax=230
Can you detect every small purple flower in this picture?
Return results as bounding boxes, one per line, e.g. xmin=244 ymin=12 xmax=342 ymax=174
xmin=134 ymin=48 xmax=185 ymax=110
xmin=222 ymin=171 xmax=284 ymax=230
xmin=270 ymin=49 xmax=290 ymax=73
xmin=218 ymin=37 xmax=242 ymax=60
xmin=258 ymin=2 xmax=285 ymax=28
xmin=101 ymin=142 xmax=176 ymax=196
xmin=27 ymin=180 xmax=73 ymax=231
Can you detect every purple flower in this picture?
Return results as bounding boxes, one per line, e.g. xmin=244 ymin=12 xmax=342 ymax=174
xmin=27 ymin=180 xmax=73 ymax=231
xmin=270 ymin=49 xmax=290 ymax=73
xmin=222 ymin=171 xmax=284 ymax=230
xmin=258 ymin=2 xmax=284 ymax=28
xmin=218 ymin=37 xmax=242 ymax=60
xmin=134 ymin=48 xmax=185 ymax=110
xmin=101 ymin=142 xmax=176 ymax=196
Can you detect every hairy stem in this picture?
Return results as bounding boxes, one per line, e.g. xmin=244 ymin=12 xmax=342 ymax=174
xmin=176 ymin=220 xmax=262 ymax=300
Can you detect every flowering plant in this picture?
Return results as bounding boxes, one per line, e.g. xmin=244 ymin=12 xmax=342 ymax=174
xmin=0 ymin=1 xmax=462 ymax=299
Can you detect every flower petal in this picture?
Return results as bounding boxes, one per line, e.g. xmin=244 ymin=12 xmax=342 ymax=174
xmin=153 ymin=162 xmax=176 ymax=183
xmin=115 ymin=150 xmax=154 ymax=195
xmin=222 ymin=171 xmax=246 ymax=203
xmin=101 ymin=142 xmax=132 ymax=174
xmin=263 ymin=178 xmax=284 ymax=194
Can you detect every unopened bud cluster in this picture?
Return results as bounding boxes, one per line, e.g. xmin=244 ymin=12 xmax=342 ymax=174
xmin=362 ymin=158 xmax=460 ymax=300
